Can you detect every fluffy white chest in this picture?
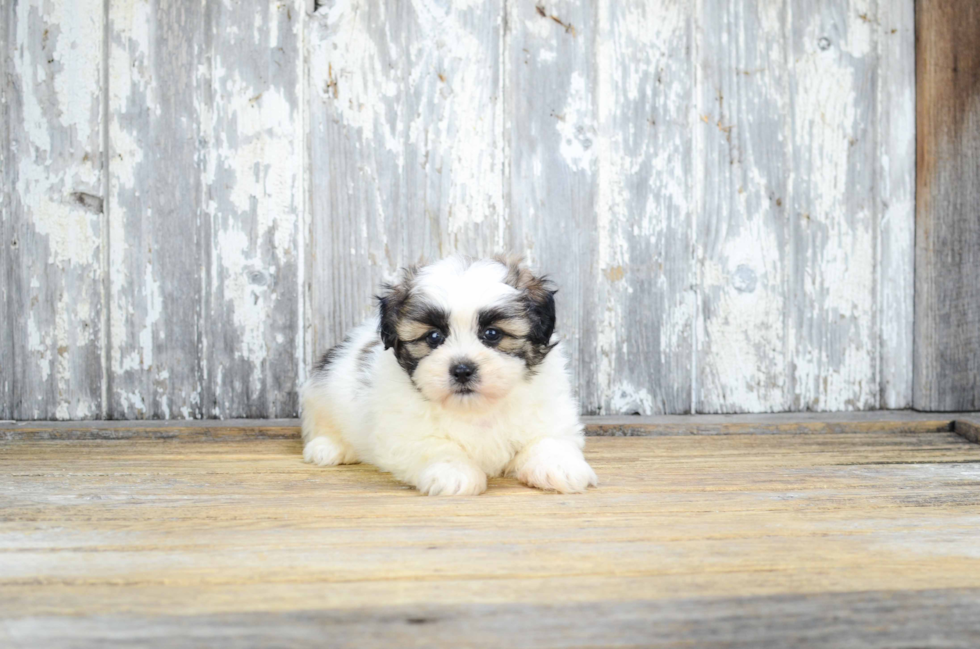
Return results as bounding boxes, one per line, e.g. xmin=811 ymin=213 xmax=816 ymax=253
xmin=425 ymin=410 xmax=523 ymax=477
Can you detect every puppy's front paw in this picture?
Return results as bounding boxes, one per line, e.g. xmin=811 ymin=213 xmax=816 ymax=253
xmin=417 ymin=461 xmax=487 ymax=496
xmin=516 ymin=438 xmax=598 ymax=494
xmin=303 ymin=437 xmax=357 ymax=466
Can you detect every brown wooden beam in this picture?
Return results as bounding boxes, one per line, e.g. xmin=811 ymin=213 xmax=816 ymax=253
xmin=914 ymin=0 xmax=980 ymax=410
xmin=955 ymin=416 xmax=980 ymax=443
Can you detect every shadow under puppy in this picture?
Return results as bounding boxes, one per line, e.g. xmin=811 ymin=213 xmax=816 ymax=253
xmin=300 ymin=255 xmax=598 ymax=496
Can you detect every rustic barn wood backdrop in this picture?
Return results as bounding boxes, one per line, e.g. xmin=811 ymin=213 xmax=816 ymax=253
xmin=1 ymin=0 xmax=917 ymax=419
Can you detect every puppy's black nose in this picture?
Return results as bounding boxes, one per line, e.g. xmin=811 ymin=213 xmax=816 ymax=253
xmin=450 ymin=362 xmax=476 ymax=383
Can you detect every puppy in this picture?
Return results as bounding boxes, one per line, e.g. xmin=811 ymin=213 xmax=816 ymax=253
xmin=300 ymin=256 xmax=597 ymax=496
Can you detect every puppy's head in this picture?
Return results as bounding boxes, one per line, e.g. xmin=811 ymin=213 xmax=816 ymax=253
xmin=377 ymin=256 xmax=557 ymax=409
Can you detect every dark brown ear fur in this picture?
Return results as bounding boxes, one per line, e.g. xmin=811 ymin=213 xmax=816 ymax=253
xmin=376 ymin=265 xmax=418 ymax=350
xmin=496 ymin=255 xmax=558 ymax=349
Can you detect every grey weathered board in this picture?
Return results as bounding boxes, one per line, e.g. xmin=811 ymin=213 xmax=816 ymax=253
xmin=7 ymin=591 xmax=980 ymax=649
xmin=914 ymin=0 xmax=980 ymax=412
xmin=2 ymin=0 xmax=107 ymax=419
xmin=2 ymin=1 xmax=916 ymax=419
xmin=105 ymin=0 xmax=306 ymax=420
xmin=106 ymin=0 xmax=209 ymax=420
xmin=697 ymin=0 xmax=912 ymax=413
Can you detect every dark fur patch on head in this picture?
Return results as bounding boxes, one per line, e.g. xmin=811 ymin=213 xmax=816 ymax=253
xmin=477 ymin=305 xmax=525 ymax=331
xmin=494 ymin=255 xmax=558 ymax=367
xmin=377 ymin=266 xmax=419 ymax=350
xmin=376 ymin=264 xmax=450 ymax=375
xmin=398 ymin=304 xmax=450 ymax=339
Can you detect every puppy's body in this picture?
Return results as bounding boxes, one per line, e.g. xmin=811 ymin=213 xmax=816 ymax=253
xmin=301 ymin=257 xmax=596 ymax=496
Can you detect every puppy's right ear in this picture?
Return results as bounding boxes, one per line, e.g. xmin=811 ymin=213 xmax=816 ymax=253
xmin=376 ymin=266 xmax=416 ymax=350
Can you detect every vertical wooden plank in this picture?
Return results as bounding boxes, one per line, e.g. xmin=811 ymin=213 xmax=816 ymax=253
xmin=2 ymin=0 xmax=106 ymax=419
xmin=695 ymin=0 xmax=793 ymax=413
xmin=697 ymin=0 xmax=881 ymax=413
xmin=785 ymin=0 xmax=879 ymax=411
xmin=914 ymin=0 xmax=980 ymax=411
xmin=594 ymin=1 xmax=694 ymax=414
xmin=505 ymin=0 xmax=599 ymax=412
xmin=109 ymin=0 xmax=307 ymax=419
xmin=1 ymin=0 xmax=12 ymax=418
xmin=107 ymin=0 xmax=207 ymax=419
xmin=206 ymin=0 xmax=305 ymax=418
xmin=308 ymin=0 xmax=504 ymax=363
xmin=877 ymin=0 xmax=915 ymax=409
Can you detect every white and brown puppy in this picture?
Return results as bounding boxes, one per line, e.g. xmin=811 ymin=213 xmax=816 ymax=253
xmin=300 ymin=256 xmax=597 ymax=496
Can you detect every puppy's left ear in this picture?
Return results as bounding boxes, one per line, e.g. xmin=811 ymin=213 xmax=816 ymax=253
xmin=497 ymin=256 xmax=557 ymax=347
xmin=524 ymin=278 xmax=557 ymax=347
xmin=377 ymin=288 xmax=398 ymax=350
xmin=376 ymin=266 xmax=417 ymax=350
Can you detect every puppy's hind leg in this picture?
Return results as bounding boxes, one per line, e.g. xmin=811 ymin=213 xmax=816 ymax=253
xmin=300 ymin=395 xmax=358 ymax=467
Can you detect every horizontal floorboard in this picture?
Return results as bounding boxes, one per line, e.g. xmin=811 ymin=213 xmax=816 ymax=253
xmin=6 ymin=589 xmax=980 ymax=649
xmin=3 ymin=411 xmax=980 ymax=441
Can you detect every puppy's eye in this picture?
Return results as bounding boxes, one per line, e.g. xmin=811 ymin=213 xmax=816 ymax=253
xmin=425 ymin=330 xmax=445 ymax=347
xmin=481 ymin=327 xmax=502 ymax=343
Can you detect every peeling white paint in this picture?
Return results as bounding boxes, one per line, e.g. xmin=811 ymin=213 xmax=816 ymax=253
xmin=6 ymin=0 xmax=105 ymax=419
xmin=311 ymin=0 xmax=401 ymax=157
xmin=206 ymin=2 xmax=306 ymax=415
xmin=840 ymin=0 xmax=875 ymax=58
xmin=609 ymin=383 xmax=656 ymax=415
xmin=27 ymin=317 xmax=51 ymax=383
xmin=699 ymin=168 xmax=788 ymax=412
xmin=692 ymin=0 xmax=903 ymax=414
xmin=556 ymin=72 xmax=596 ymax=173
xmin=106 ymin=0 xmax=152 ymax=399
xmin=594 ymin=3 xmax=625 ymax=414
xmin=6 ymin=0 xmax=916 ymax=419
xmin=214 ymin=228 xmax=271 ymax=369
xmin=51 ymin=4 xmax=102 ymax=149
xmin=876 ymin=0 xmax=915 ymax=409
xmin=789 ymin=7 xmax=877 ymax=410
xmin=594 ymin=0 xmax=694 ymax=414
xmin=139 ymin=259 xmax=162 ymax=371
xmin=15 ymin=17 xmax=51 ymax=153
xmin=22 ymin=198 xmax=101 ymax=267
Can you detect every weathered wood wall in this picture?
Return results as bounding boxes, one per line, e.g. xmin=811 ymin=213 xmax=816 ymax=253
xmin=1 ymin=0 xmax=916 ymax=419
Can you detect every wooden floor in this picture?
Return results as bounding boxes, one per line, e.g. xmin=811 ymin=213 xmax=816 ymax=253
xmin=2 ymin=415 xmax=980 ymax=648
